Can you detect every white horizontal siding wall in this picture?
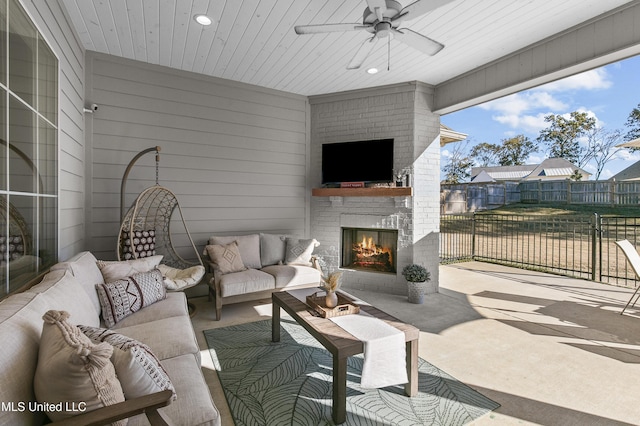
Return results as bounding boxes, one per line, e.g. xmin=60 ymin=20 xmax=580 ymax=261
xmin=22 ymin=0 xmax=86 ymax=260
xmin=85 ymin=52 xmax=310 ymax=261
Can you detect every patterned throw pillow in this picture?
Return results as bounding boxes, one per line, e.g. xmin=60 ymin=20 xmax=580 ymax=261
xmin=205 ymin=241 xmax=247 ymax=275
xmin=121 ymin=229 xmax=156 ymax=259
xmin=33 ymin=310 xmax=125 ymax=424
xmin=96 ymin=268 xmax=166 ymax=327
xmin=284 ymin=238 xmax=320 ymax=266
xmin=79 ymin=325 xmax=176 ymax=401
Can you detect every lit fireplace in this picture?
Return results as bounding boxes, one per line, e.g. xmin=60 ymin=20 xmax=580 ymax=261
xmin=342 ymin=228 xmax=397 ymax=273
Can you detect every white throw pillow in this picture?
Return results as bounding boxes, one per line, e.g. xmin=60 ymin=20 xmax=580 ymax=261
xmin=97 ymin=254 xmax=163 ymax=283
xmin=79 ymin=325 xmax=177 ymax=401
xmin=284 ymin=238 xmax=320 ymax=266
xmin=205 ymin=242 xmax=247 ymax=275
xmin=33 ymin=310 xmax=125 ymax=424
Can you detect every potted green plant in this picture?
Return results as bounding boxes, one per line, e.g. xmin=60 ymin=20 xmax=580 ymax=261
xmin=401 ymin=264 xmax=431 ymax=304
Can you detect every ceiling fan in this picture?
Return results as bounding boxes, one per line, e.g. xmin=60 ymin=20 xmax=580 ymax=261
xmin=294 ymin=0 xmax=450 ymax=70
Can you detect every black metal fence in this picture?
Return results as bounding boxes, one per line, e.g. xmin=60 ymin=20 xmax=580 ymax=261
xmin=440 ymin=213 xmax=640 ymax=287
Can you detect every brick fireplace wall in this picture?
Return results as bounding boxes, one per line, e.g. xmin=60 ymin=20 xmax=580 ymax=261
xmin=309 ymin=82 xmax=441 ymax=296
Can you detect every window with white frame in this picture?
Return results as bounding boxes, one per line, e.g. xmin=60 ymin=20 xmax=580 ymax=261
xmin=1 ymin=0 xmax=58 ymax=298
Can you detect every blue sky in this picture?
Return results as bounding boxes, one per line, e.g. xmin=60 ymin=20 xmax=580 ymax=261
xmin=441 ymin=54 xmax=640 ymax=180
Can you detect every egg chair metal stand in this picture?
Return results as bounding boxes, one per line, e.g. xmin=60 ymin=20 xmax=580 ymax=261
xmin=118 ymin=147 xmax=204 ymax=314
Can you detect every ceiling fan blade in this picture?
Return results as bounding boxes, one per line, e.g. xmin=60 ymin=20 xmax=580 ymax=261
xmin=347 ymin=36 xmax=378 ymax=70
xmin=392 ymin=28 xmax=444 ymax=55
xmin=400 ymin=0 xmax=454 ymax=20
xmin=294 ymin=23 xmax=368 ymax=35
xmin=366 ymin=0 xmax=387 ymax=21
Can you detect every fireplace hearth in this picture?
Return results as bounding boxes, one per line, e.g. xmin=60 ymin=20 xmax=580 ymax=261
xmin=341 ymin=227 xmax=397 ymax=273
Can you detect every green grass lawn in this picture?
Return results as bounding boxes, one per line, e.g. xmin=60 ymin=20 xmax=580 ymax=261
xmin=481 ymin=202 xmax=640 ymax=218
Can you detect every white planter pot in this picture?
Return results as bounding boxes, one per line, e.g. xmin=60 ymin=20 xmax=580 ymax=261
xmin=407 ymin=281 xmax=427 ymax=304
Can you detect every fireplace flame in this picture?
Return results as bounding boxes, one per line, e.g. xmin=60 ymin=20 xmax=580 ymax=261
xmin=354 ymin=234 xmax=393 ymax=265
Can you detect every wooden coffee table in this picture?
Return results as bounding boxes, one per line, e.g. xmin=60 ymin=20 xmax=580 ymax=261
xmin=271 ymin=290 xmax=419 ymax=424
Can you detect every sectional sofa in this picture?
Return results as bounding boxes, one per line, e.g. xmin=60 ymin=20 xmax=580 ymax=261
xmin=0 ymin=251 xmax=219 ymax=426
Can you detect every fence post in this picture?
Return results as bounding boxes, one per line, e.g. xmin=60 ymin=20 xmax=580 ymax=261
xmin=471 ymin=212 xmax=476 ymax=259
xmin=591 ymin=213 xmax=599 ymax=281
xmin=567 ymin=179 xmax=571 ymax=205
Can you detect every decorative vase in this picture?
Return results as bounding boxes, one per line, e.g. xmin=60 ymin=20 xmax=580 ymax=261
xmin=325 ymin=290 xmax=338 ymax=308
xmin=407 ymin=281 xmax=427 ymax=304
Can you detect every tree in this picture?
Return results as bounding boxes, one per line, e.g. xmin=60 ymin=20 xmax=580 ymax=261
xmin=442 ymin=142 xmax=473 ymax=183
xmin=537 ymin=112 xmax=596 ymax=165
xmin=584 ymin=127 xmax=622 ymax=180
xmin=624 ymin=103 xmax=640 ymax=142
xmin=469 ymin=142 xmax=499 ymax=167
xmin=496 ymin=135 xmax=536 ymax=166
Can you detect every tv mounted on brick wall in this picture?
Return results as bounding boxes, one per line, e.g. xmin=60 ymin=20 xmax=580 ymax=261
xmin=322 ymin=139 xmax=394 ymax=186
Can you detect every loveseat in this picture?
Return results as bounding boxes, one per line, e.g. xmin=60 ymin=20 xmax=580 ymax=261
xmin=205 ymin=233 xmax=323 ymax=320
xmin=0 ymin=251 xmax=220 ymax=426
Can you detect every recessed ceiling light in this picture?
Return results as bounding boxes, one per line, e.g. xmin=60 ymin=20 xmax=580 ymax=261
xmin=367 ymin=68 xmax=379 ymax=74
xmin=194 ymin=14 xmax=213 ymax=26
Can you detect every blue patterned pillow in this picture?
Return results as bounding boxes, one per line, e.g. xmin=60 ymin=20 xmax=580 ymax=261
xmin=96 ymin=268 xmax=166 ymax=327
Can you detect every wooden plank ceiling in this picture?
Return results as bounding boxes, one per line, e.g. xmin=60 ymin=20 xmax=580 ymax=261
xmin=61 ymin=0 xmax=634 ymax=96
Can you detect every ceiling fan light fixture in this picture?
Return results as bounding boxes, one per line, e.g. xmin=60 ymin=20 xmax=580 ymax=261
xmin=367 ymin=67 xmax=379 ymax=74
xmin=194 ymin=14 xmax=213 ymax=26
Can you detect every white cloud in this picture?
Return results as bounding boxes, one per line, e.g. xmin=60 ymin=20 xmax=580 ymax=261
xmin=480 ymin=91 xmax=567 ymax=115
xmin=493 ymin=112 xmax=549 ymax=134
xmin=539 ymin=68 xmax=612 ymax=92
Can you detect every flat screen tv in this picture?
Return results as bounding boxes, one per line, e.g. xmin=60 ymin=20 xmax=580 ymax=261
xmin=322 ymin=139 xmax=394 ymax=185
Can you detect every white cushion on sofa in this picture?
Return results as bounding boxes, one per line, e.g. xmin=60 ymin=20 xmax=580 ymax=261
xmin=209 ymin=234 xmax=262 ymax=269
xmin=261 ymin=264 xmax=321 ymax=289
xmin=50 ymin=251 xmax=105 ymax=315
xmin=218 ymin=269 xmax=274 ymax=297
xmin=0 ymin=292 xmax=49 ymax=426
xmin=28 ymin=269 xmax=100 ymax=327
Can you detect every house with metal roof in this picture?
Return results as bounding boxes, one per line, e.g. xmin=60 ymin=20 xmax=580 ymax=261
xmin=471 ymin=158 xmax=591 ymax=182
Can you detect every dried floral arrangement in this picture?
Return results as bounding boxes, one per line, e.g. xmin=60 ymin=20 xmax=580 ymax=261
xmin=321 ymin=271 xmax=343 ymax=292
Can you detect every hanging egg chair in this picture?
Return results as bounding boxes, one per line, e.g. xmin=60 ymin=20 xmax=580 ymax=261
xmin=117 ymin=147 xmax=205 ymax=293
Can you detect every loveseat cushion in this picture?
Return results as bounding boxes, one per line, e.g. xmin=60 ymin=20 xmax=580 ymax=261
xmin=261 ymin=264 xmax=322 ymax=289
xmin=218 ymin=269 xmax=275 ymax=297
xmin=127 ymin=353 xmax=220 ymax=426
xmin=111 ymin=315 xmax=200 ymax=361
xmin=259 ymin=233 xmax=287 ymax=266
xmin=209 ymin=234 xmax=262 ymax=269
xmin=50 ymin=251 xmax=104 ymax=314
xmin=0 ymin=292 xmax=49 ymax=426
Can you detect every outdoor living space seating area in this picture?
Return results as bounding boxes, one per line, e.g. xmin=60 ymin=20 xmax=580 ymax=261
xmin=191 ymin=261 xmax=640 ymax=425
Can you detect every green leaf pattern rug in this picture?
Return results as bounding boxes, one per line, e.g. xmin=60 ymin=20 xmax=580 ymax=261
xmin=204 ymin=319 xmax=499 ymax=425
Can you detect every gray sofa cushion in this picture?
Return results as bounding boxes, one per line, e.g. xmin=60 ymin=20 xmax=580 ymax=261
xmin=111 ymin=315 xmax=199 ymax=361
xmin=259 ymin=233 xmax=286 ymax=266
xmin=209 ymin=234 xmax=262 ymax=269
xmin=219 ymin=269 xmax=275 ymax=297
xmin=261 ymin=264 xmax=321 ymax=289
xmin=128 ymin=353 xmax=220 ymax=426
xmin=50 ymin=251 xmax=104 ymax=313
xmin=110 ymin=292 xmax=188 ymax=328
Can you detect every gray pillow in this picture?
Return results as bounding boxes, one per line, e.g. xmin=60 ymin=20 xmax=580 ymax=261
xmin=208 ymin=234 xmax=262 ymax=269
xmin=260 ymin=233 xmax=287 ymax=266
xmin=284 ymin=238 xmax=320 ymax=266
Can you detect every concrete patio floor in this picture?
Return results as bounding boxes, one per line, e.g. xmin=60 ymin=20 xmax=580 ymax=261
xmin=190 ymin=261 xmax=640 ymax=425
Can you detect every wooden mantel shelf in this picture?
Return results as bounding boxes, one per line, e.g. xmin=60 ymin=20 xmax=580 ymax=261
xmin=312 ymin=187 xmax=413 ymax=197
